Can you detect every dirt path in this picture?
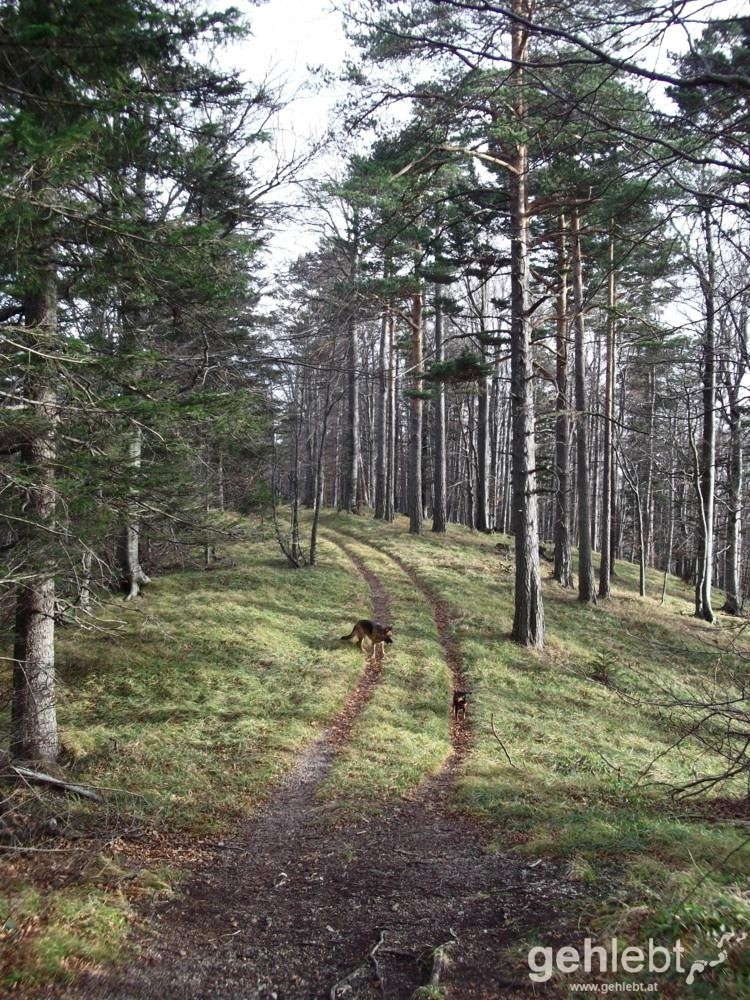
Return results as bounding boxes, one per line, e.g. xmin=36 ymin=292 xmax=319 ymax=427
xmin=48 ymin=530 xmax=580 ymax=1000
xmin=372 ymin=543 xmax=472 ymax=769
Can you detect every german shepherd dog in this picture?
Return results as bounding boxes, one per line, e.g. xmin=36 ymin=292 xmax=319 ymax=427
xmin=341 ymin=619 xmax=394 ymax=655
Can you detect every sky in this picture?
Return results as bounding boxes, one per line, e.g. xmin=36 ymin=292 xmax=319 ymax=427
xmin=223 ymin=0 xmax=352 ymax=266
xmin=216 ymin=0 xmax=746 ymax=277
xmin=239 ymin=0 xmax=349 ymax=143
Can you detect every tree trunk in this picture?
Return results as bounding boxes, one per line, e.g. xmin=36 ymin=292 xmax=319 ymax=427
xmin=498 ymin=396 xmax=512 ymax=533
xmin=204 ymin=448 xmax=215 ymax=570
xmin=634 ymin=488 xmax=646 ymax=597
xmin=475 ymin=280 xmax=490 ymax=532
xmin=462 ymin=399 xmax=476 ymax=529
xmin=722 ymin=379 xmax=743 ymax=614
xmin=78 ymin=549 xmax=93 ymax=614
xmin=476 ymin=369 xmax=491 ymax=532
xmin=489 ymin=368 xmax=501 ymax=529
xmin=374 ymin=307 xmax=388 ymax=519
xmin=344 ymin=311 xmax=360 ymax=514
xmin=590 ymin=330 xmax=600 ymax=551
xmin=310 ymin=390 xmax=335 ymax=567
xmin=331 ymin=407 xmax=340 ymax=509
xmin=385 ymin=313 xmax=396 ymax=521
xmin=571 ymin=210 xmax=596 ymax=604
xmin=553 ymin=215 xmax=573 ymax=587
xmin=599 ymin=227 xmax=616 ymax=597
xmin=695 ymin=200 xmax=716 ymax=623
xmin=408 ymin=287 xmax=424 ymax=535
xmin=119 ymin=425 xmax=151 ymax=599
xmin=11 ymin=272 xmax=59 ymax=765
xmin=508 ymin=1 xmax=544 ymax=647
xmin=216 ymin=451 xmax=225 ymax=511
xmin=598 ymin=230 xmax=616 ymax=596
xmin=661 ymin=469 xmax=675 ymax=605
xmin=644 ymin=364 xmax=657 ymax=569
xmin=303 ymin=421 xmax=316 ymax=508
xmin=432 ymin=290 xmax=447 ymax=533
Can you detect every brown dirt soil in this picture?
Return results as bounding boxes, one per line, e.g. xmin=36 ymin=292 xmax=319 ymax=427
xmin=38 ymin=530 xmax=584 ymax=1000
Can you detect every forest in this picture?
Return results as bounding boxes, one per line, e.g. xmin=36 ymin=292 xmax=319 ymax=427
xmin=1 ymin=0 xmax=748 ymax=997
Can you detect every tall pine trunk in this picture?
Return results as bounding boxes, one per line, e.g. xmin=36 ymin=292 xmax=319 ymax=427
xmin=119 ymin=424 xmax=150 ymax=599
xmin=310 ymin=386 xmax=335 ymax=567
xmin=508 ymin=1 xmax=544 ymax=647
xmin=695 ymin=199 xmax=716 ymax=623
xmin=476 ymin=369 xmax=491 ymax=532
xmin=571 ymin=210 xmax=596 ymax=604
xmin=722 ymin=378 xmax=743 ymax=614
xmin=599 ymin=227 xmax=616 ymax=597
xmin=385 ymin=313 xmax=396 ymax=521
xmin=553 ymin=215 xmax=572 ymax=587
xmin=374 ymin=307 xmax=388 ymax=519
xmin=432 ymin=290 xmax=447 ymax=533
xmin=344 ymin=311 xmax=360 ymax=513
xmin=408 ymin=287 xmax=424 ymax=534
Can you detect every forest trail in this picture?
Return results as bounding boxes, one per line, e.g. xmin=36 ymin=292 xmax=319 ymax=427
xmin=48 ymin=528 xmax=579 ymax=1000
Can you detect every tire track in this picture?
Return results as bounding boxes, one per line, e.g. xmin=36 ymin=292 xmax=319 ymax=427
xmin=53 ymin=535 xmax=396 ymax=1000
xmin=325 ymin=535 xmax=391 ymax=750
xmin=328 ymin=527 xmax=472 ymax=766
xmin=378 ymin=545 xmax=471 ymax=763
xmin=52 ymin=530 xmax=576 ymax=1000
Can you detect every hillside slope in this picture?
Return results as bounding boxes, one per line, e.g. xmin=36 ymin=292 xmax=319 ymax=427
xmin=1 ymin=512 xmax=748 ymax=996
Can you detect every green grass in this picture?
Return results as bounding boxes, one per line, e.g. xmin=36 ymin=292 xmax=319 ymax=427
xmin=1 ymin=521 xmax=374 ymax=986
xmin=0 ymin=885 xmax=132 ymax=988
xmin=325 ymin=512 xmax=750 ymax=995
xmin=51 ymin=529 xmax=372 ymax=831
xmin=2 ymin=510 xmax=749 ymax=993
xmin=317 ymin=527 xmax=452 ymax=817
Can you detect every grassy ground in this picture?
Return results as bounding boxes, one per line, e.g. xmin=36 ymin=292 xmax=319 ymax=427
xmin=1 ymin=521 xmax=375 ymax=987
xmin=2 ymin=510 xmax=749 ymax=994
xmin=318 ymin=531 xmax=452 ymax=818
xmin=327 ymin=511 xmax=750 ymax=997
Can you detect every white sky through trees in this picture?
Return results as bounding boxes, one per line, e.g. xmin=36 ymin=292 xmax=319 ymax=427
xmin=219 ymin=0 xmax=746 ymax=273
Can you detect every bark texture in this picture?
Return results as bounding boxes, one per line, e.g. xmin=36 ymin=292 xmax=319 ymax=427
xmin=374 ymin=309 xmax=388 ymax=520
xmin=344 ymin=311 xmax=360 ymax=514
xmin=571 ymin=211 xmax=596 ymax=605
xmin=694 ymin=201 xmax=716 ymax=623
xmin=508 ymin=0 xmax=544 ymax=648
xmin=11 ymin=272 xmax=59 ymax=764
xmin=553 ymin=215 xmax=572 ymax=588
xmin=432 ymin=290 xmax=447 ymax=533
xmin=598 ymin=228 xmax=616 ymax=598
xmin=722 ymin=364 xmax=743 ymax=614
xmin=408 ymin=288 xmax=424 ymax=535
xmin=119 ymin=425 xmax=151 ymax=599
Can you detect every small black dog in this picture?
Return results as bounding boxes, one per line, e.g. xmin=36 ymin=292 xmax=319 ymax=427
xmin=452 ymin=690 xmax=468 ymax=720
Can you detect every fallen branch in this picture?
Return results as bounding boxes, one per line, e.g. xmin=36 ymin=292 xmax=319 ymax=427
xmin=420 ymin=931 xmax=458 ymax=993
xmin=490 ymin=714 xmax=518 ymax=769
xmin=1 ymin=764 xmax=104 ymax=803
xmin=330 ymin=930 xmax=387 ymax=999
xmin=371 ymin=929 xmax=387 ymax=998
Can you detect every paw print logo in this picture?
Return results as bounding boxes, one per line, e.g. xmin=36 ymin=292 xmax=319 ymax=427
xmin=685 ymin=931 xmax=747 ymax=985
